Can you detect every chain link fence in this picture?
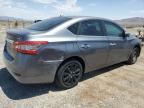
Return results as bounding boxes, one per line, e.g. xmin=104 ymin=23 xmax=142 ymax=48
xmin=0 ymin=19 xmax=33 ymax=32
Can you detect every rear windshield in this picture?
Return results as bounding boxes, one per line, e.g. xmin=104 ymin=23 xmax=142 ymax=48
xmin=27 ymin=17 xmax=71 ymax=31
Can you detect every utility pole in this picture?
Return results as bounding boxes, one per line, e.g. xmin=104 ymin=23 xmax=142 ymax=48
xmin=8 ymin=18 xmax=10 ymax=29
xmin=22 ymin=20 xmax=25 ymax=28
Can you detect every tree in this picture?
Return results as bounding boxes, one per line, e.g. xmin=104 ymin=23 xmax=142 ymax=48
xmin=14 ymin=20 xmax=18 ymax=28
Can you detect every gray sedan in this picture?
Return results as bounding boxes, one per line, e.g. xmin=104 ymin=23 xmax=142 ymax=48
xmin=3 ymin=16 xmax=141 ymax=89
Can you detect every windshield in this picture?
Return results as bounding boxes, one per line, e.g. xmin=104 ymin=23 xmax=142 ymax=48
xmin=27 ymin=17 xmax=71 ymax=31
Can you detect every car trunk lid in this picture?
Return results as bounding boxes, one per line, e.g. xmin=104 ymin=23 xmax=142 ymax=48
xmin=5 ymin=28 xmax=40 ymax=58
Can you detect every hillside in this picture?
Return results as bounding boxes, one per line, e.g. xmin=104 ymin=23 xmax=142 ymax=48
xmin=116 ymin=17 xmax=144 ymax=27
xmin=0 ymin=16 xmax=32 ymax=22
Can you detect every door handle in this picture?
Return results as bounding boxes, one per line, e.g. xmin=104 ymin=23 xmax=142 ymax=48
xmin=81 ymin=44 xmax=91 ymax=49
xmin=110 ymin=43 xmax=117 ymax=46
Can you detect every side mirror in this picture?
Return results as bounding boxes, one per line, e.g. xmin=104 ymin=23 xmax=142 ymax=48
xmin=121 ymin=31 xmax=127 ymax=38
xmin=125 ymin=33 xmax=130 ymax=37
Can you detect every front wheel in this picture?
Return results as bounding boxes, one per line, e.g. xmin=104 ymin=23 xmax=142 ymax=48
xmin=127 ymin=47 xmax=139 ymax=65
xmin=55 ymin=60 xmax=83 ymax=89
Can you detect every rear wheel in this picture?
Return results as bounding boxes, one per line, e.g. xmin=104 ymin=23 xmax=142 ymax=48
xmin=127 ymin=47 xmax=139 ymax=64
xmin=55 ymin=60 xmax=83 ymax=89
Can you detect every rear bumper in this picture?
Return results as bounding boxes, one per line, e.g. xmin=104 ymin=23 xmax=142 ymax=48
xmin=3 ymin=49 xmax=61 ymax=84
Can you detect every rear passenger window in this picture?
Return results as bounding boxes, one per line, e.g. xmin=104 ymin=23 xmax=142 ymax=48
xmin=104 ymin=21 xmax=123 ymax=37
xmin=79 ymin=20 xmax=103 ymax=36
xmin=68 ymin=23 xmax=79 ymax=35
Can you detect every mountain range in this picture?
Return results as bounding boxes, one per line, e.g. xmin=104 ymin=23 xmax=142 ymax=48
xmin=116 ymin=17 xmax=144 ymax=22
xmin=115 ymin=17 xmax=144 ymax=26
xmin=0 ymin=16 xmax=31 ymax=21
xmin=0 ymin=16 xmax=144 ymax=25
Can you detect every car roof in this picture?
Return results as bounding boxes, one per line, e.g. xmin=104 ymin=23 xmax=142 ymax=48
xmin=61 ymin=16 xmax=111 ymax=21
xmin=62 ymin=16 xmax=122 ymax=29
xmin=58 ymin=16 xmax=119 ymax=24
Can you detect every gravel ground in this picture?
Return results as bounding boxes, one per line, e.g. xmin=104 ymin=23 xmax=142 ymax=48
xmin=0 ymin=31 xmax=144 ymax=108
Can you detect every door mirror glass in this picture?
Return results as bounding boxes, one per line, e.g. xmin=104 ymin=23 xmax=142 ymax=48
xmin=125 ymin=33 xmax=130 ymax=37
xmin=121 ymin=31 xmax=126 ymax=37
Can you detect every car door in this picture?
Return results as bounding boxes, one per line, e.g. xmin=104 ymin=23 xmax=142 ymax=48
xmin=76 ymin=19 xmax=109 ymax=70
xmin=103 ymin=21 xmax=130 ymax=65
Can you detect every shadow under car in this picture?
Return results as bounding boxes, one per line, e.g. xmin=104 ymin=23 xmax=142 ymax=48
xmin=0 ymin=62 xmax=125 ymax=100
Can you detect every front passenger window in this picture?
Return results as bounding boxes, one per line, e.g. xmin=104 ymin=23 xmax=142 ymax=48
xmin=104 ymin=21 xmax=123 ymax=37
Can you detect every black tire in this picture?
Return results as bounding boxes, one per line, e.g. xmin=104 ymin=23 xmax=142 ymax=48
xmin=127 ymin=47 xmax=139 ymax=65
xmin=55 ymin=60 xmax=83 ymax=89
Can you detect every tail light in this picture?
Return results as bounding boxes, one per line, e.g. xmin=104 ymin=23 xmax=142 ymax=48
xmin=13 ymin=41 xmax=48 ymax=55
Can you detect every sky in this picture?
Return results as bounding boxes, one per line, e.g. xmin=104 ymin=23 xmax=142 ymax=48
xmin=0 ymin=0 xmax=144 ymax=20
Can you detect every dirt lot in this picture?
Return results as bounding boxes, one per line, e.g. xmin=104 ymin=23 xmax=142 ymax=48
xmin=0 ymin=30 xmax=144 ymax=108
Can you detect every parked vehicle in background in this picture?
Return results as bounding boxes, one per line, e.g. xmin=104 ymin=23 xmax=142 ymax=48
xmin=3 ymin=16 xmax=141 ymax=89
